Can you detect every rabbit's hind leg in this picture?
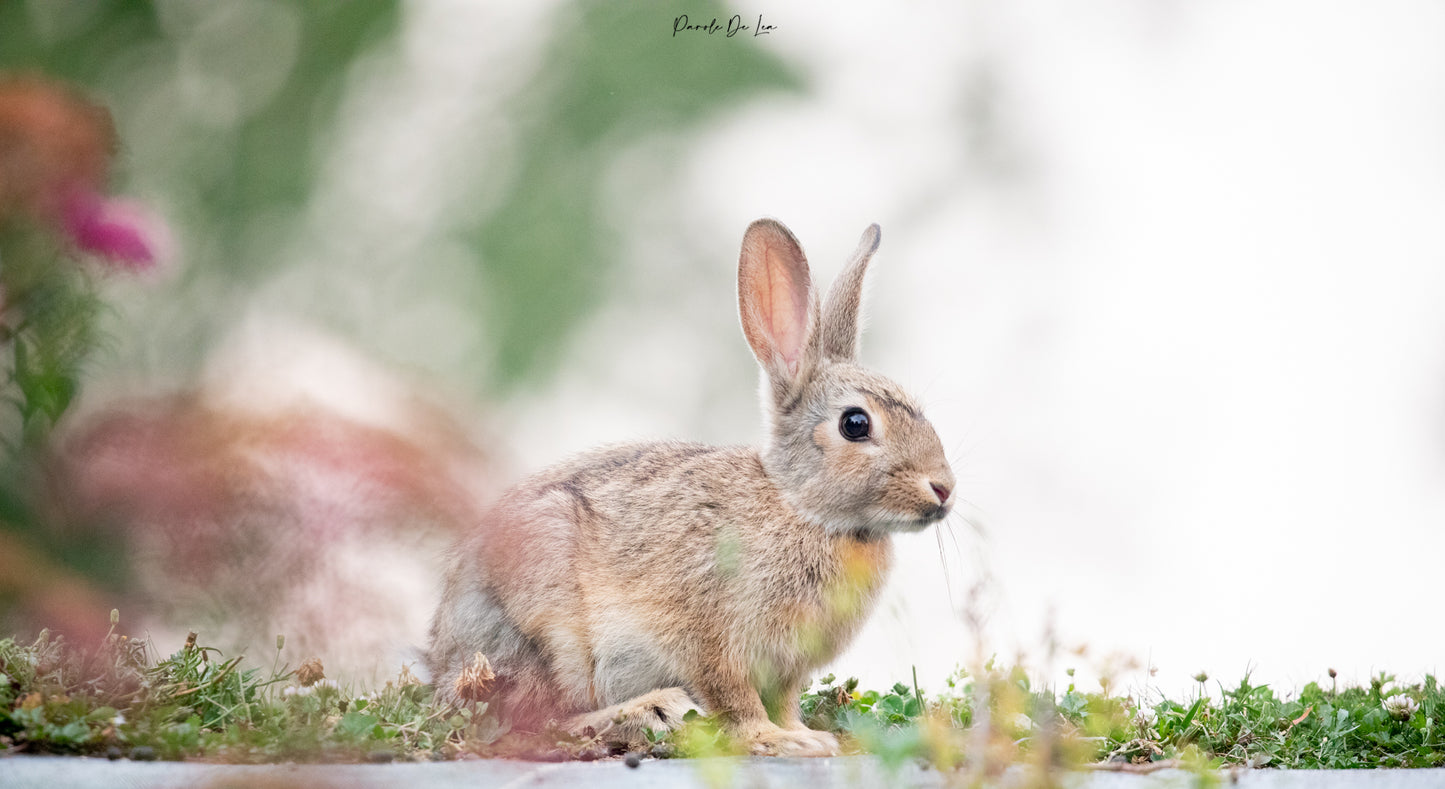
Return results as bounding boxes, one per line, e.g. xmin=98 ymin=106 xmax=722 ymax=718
xmin=566 ymin=687 xmax=701 ymax=749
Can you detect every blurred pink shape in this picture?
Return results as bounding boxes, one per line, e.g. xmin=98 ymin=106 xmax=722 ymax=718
xmin=50 ymin=391 xmax=506 ymax=682
xmin=60 ymin=189 xmax=165 ymax=270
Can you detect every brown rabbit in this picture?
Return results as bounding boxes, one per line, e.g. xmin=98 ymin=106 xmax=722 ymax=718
xmin=426 ymin=219 xmax=955 ymax=756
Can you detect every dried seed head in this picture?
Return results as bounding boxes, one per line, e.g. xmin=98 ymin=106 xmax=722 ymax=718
xmin=397 ymin=663 xmax=422 ymax=687
xmin=1193 ymin=672 xmax=1209 ymax=684
xmin=184 ymin=632 xmax=198 ymax=652
xmin=296 ymin=657 xmax=325 ymax=687
xmin=454 ymin=652 xmax=496 ymax=703
xmin=1328 ymin=668 xmax=1337 ymax=679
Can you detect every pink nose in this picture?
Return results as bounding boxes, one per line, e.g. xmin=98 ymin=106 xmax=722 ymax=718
xmin=930 ymin=482 xmax=951 ymax=504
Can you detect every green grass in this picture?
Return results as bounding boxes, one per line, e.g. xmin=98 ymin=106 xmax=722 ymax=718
xmin=0 ymin=625 xmax=454 ymax=762
xmin=2 ymin=622 xmax=1442 ymax=772
xmin=792 ymin=661 xmax=1445 ymax=773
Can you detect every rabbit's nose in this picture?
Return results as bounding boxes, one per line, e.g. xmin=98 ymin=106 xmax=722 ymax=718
xmin=930 ymin=482 xmax=951 ymax=505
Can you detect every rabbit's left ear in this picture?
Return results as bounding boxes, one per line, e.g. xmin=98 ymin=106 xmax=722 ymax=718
xmin=739 ymin=219 xmax=819 ymax=401
xmin=819 ymin=224 xmax=881 ymax=362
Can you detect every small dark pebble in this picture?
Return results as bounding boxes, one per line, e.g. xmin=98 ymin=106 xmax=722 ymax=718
xmin=649 ymin=743 xmax=675 ymax=760
xmin=129 ymin=746 xmax=157 ymax=761
xmin=366 ymin=750 xmax=395 ymax=764
xmin=105 ymin=746 xmax=122 ymax=761
xmin=578 ymin=746 xmax=607 ymax=761
xmin=624 ymin=752 xmax=643 ymax=769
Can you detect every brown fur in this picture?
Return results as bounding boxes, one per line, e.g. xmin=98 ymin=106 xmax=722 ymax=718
xmin=427 ymin=220 xmax=955 ymax=756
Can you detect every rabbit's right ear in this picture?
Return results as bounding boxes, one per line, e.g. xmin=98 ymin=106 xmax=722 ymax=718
xmin=738 ymin=219 xmax=819 ymax=405
xmin=819 ymin=224 xmax=880 ymax=363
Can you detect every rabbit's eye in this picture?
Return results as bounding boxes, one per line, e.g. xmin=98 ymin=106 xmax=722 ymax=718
xmin=839 ymin=408 xmax=871 ymax=441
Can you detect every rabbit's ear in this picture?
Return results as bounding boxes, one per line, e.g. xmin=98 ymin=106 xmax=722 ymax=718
xmin=739 ymin=219 xmax=818 ymax=397
xmin=819 ymin=223 xmax=880 ymax=363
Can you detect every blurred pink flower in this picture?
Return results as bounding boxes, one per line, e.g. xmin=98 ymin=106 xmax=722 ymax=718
xmin=60 ymin=189 xmax=165 ymax=270
xmin=0 ymin=74 xmax=167 ymax=270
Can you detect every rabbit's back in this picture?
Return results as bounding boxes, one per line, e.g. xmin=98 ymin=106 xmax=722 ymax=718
xmin=427 ymin=439 xmax=891 ymax=719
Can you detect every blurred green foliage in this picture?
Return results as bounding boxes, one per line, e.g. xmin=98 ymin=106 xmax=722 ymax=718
xmin=0 ymin=0 xmax=403 ymax=369
xmin=0 ymin=229 xmax=101 ymax=449
xmin=0 ymin=0 xmax=799 ymax=391
xmin=472 ymin=1 xmax=800 ymax=385
xmin=0 ymin=0 xmax=400 ymax=278
xmin=0 ymin=0 xmax=408 ymax=636
xmin=0 ymin=0 xmax=801 ymax=645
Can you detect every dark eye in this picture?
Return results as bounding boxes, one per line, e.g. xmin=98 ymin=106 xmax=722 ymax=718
xmin=839 ymin=408 xmax=871 ymax=441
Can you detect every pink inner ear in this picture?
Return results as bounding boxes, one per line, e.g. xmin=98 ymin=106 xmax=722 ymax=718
xmin=761 ymin=239 xmax=810 ymax=366
xmin=740 ymin=221 xmax=813 ymax=374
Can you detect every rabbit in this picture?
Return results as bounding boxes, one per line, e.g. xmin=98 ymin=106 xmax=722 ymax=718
xmin=426 ymin=218 xmax=955 ymax=757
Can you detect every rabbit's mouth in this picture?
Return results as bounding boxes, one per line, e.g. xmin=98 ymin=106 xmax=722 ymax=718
xmin=840 ymin=504 xmax=949 ymax=538
xmin=913 ymin=503 xmax=952 ymax=527
xmin=884 ymin=504 xmax=951 ymax=533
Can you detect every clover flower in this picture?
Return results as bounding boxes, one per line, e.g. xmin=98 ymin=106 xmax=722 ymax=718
xmin=1383 ymin=694 xmax=1418 ymax=721
xmin=1133 ymin=707 xmax=1158 ymax=729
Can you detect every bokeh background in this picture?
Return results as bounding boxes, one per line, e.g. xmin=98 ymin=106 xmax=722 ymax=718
xmin=2 ymin=0 xmax=1443 ymax=696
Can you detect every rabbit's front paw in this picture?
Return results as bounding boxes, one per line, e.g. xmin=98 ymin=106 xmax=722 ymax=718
xmin=567 ymin=687 xmax=700 ymax=748
xmin=746 ymin=725 xmax=840 ymax=757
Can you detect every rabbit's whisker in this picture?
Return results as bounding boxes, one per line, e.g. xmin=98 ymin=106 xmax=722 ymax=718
xmin=934 ymin=524 xmax=957 ymax=607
